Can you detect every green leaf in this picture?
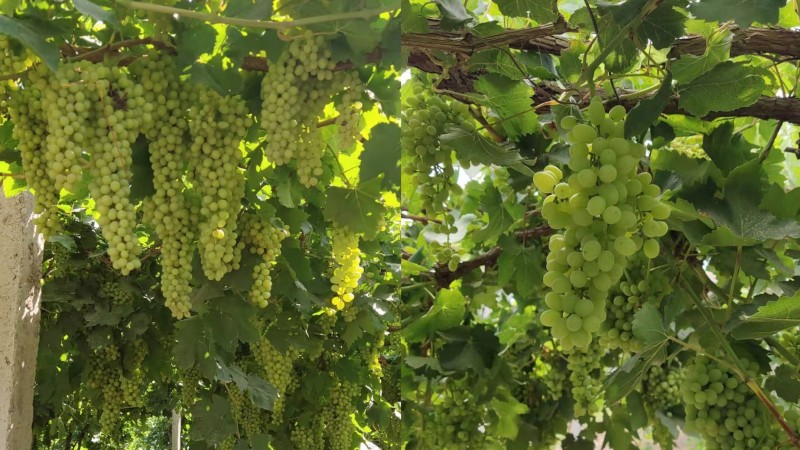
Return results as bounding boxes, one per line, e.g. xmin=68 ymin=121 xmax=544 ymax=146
xmin=0 ymin=0 xmax=19 ymax=15
xmin=624 ymin=72 xmax=674 ymax=139
xmin=324 ymin=177 xmax=388 ymax=239
xmin=730 ymin=294 xmax=800 ymax=339
xmin=638 ymin=2 xmax=686 ymax=49
xmin=244 ymin=374 xmax=278 ymax=411
xmin=0 ymin=16 xmax=60 ymax=72
xmin=189 ymin=395 xmax=237 ymax=444
xmin=689 ymin=0 xmax=785 ymax=28
xmin=402 ymin=288 xmax=466 ymax=342
xmin=190 ymin=57 xmax=244 ymax=96
xmin=602 ymin=342 xmax=666 ymax=404
xmin=130 ymin=137 xmax=155 ymax=202
xmin=472 ymin=186 xmax=519 ymax=243
xmin=678 ymin=62 xmax=768 ymax=117
xmin=490 ymin=394 xmax=529 ymax=439
xmin=401 ymin=0 xmax=429 ymax=33
xmin=632 ymin=304 xmax=668 ymax=346
xmin=224 ymin=0 xmax=272 ymax=20
xmin=765 ymin=365 xmax=800 ymax=403
xmin=176 ymin=23 xmax=218 ymax=69
xmin=625 ymin=391 xmax=648 ymax=431
xmin=701 ymin=122 xmax=755 ymax=177
xmin=360 ymin=123 xmax=400 ymax=188
xmin=494 ymin=0 xmax=557 ymax=23
xmin=474 ymin=73 xmax=539 ymax=139
xmin=671 ymin=27 xmax=732 ymax=84
xmin=496 ymin=235 xmax=543 ymax=297
xmin=433 ymin=0 xmax=474 ymax=30
xmin=439 ymin=127 xmax=533 ymax=175
xmin=606 ymin=422 xmax=631 ymax=450
xmin=72 ymin=0 xmax=121 ymax=30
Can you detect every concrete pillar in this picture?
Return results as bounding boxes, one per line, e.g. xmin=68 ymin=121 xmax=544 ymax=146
xmin=171 ymin=409 xmax=181 ymax=450
xmin=0 ymin=191 xmax=43 ymax=449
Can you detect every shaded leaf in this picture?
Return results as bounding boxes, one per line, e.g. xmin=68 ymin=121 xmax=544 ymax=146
xmin=494 ymin=0 xmax=557 ymax=23
xmin=671 ymin=27 xmax=732 ymax=84
xmin=439 ymin=127 xmax=533 ymax=175
xmin=678 ymin=62 xmax=768 ymax=117
xmin=402 ymin=288 xmax=466 ymax=342
xmin=360 ymin=123 xmax=400 ymax=188
xmin=689 ymin=0 xmax=785 ymax=28
xmin=474 ymin=73 xmax=539 ymax=139
xmin=624 ymin=72 xmax=674 ymax=139
xmin=0 ymin=16 xmax=60 ymax=71
xmin=324 ymin=177 xmax=388 ymax=239
xmin=72 ymin=0 xmax=121 ymax=30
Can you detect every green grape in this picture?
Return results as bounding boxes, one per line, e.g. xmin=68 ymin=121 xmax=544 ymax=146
xmin=291 ymin=416 xmax=325 ymax=450
xmin=323 ymin=378 xmax=361 ymax=450
xmin=643 ymin=239 xmax=660 ymax=259
xmin=330 ymin=225 xmax=363 ymax=310
xmin=188 ymin=85 xmax=251 ymax=281
xmin=252 ymin=336 xmax=300 ymax=421
xmin=130 ymin=55 xmax=195 ymax=319
xmin=238 ymin=214 xmax=288 ymax=308
xmin=539 ymin=98 xmax=672 ymax=350
xmin=560 ymin=115 xmax=578 ymax=129
xmin=228 ymin=383 xmax=264 ymax=439
xmin=566 ymin=339 xmax=605 ymax=417
xmin=179 ymin=366 xmax=200 ymax=411
xmin=334 ymin=75 xmax=365 ymax=148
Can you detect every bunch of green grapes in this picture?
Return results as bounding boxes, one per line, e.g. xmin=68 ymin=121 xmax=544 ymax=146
xmin=601 ymin=262 xmax=670 ymax=352
xmin=8 ymin=64 xmax=61 ymax=237
xmin=86 ymin=64 xmax=149 ymax=275
xmin=333 ymin=73 xmax=364 ymax=148
xmin=188 ymin=85 xmax=251 ymax=281
xmin=567 ymin=339 xmax=605 ymax=417
xmin=101 ymin=281 xmax=134 ymax=305
xmin=430 ymin=241 xmax=461 ymax=272
xmin=131 ymin=55 xmax=195 ymax=319
xmin=667 ymin=135 xmax=707 ymax=159
xmin=420 ymin=391 xmax=492 ymax=450
xmin=44 ymin=241 xmax=75 ymax=281
xmin=179 ymin=366 xmax=200 ymax=411
xmin=239 ymin=214 xmax=287 ymax=308
xmin=260 ymin=33 xmax=346 ymax=186
xmin=401 ymin=81 xmax=471 ymax=218
xmin=682 ymin=355 xmax=780 ymax=450
xmin=0 ymin=36 xmax=31 ymax=94
xmin=228 ymin=384 xmax=263 ymax=440
xmin=87 ymin=346 xmax=124 ymax=438
xmin=537 ymin=97 xmax=670 ymax=350
xmin=330 ymin=225 xmax=363 ymax=310
xmin=219 ymin=435 xmax=237 ymax=450
xmin=643 ymin=363 xmax=684 ymax=414
xmin=533 ymin=355 xmax=568 ymax=401
xmin=120 ymin=339 xmax=147 ymax=407
xmin=778 ymin=329 xmax=800 ymax=359
xmin=323 ymin=378 xmax=360 ymax=450
xmin=252 ymin=337 xmax=300 ymax=420
xmin=291 ymin=417 xmax=325 ymax=450
xmin=42 ymin=61 xmax=94 ymax=195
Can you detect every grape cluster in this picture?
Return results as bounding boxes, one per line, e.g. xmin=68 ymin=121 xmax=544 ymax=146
xmin=643 ymin=363 xmax=684 ymax=414
xmin=188 ymin=85 xmax=251 ymax=281
xmin=334 ymin=74 xmax=364 ymax=148
xmin=567 ymin=340 xmax=605 ymax=417
xmin=683 ymin=355 xmax=780 ymax=450
xmin=421 ymin=390 xmax=492 ymax=450
xmin=120 ymin=339 xmax=147 ymax=407
xmin=323 ymin=378 xmax=360 ymax=450
xmin=179 ymin=366 xmax=200 ymax=411
xmin=101 ymin=281 xmax=135 ymax=306
xmin=228 ymin=383 xmax=263 ymax=440
xmin=239 ymin=214 xmax=287 ymax=308
xmin=8 ymin=64 xmax=62 ymax=237
xmin=260 ymin=33 xmax=356 ymax=186
xmin=291 ymin=417 xmax=325 ymax=450
xmin=131 ymin=55 xmax=195 ymax=319
xmin=87 ymin=64 xmax=149 ymax=275
xmin=0 ymin=36 xmax=30 ymax=94
xmin=537 ymin=98 xmax=670 ymax=350
xmin=330 ymin=225 xmax=363 ymax=310
xmin=87 ymin=346 xmax=124 ymax=438
xmin=252 ymin=337 xmax=300 ymax=420
xmin=779 ymin=329 xmax=800 ymax=359
xmin=401 ymin=82 xmax=471 ymax=217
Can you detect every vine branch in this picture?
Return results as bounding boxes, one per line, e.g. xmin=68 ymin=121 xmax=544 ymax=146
xmin=114 ymin=0 xmax=396 ymax=30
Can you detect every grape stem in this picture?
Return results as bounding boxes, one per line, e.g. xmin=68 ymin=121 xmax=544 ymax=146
xmin=468 ymin=107 xmax=506 ymax=143
xmin=758 ymin=121 xmax=784 ymax=162
xmin=114 ymin=0 xmax=397 ymax=30
xmin=765 ymin=337 xmax=800 ymax=374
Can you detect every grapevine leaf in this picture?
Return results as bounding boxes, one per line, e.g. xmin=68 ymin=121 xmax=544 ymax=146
xmin=48 ymin=235 xmax=76 ymax=252
xmin=596 ymin=0 xmax=649 ymax=72
xmin=224 ymin=0 xmax=273 ymax=20
xmin=689 ymin=0 xmax=785 ymax=28
xmin=677 ymin=62 xmax=768 ymax=117
xmin=638 ymin=2 xmax=686 ymax=49
xmin=632 ymin=304 xmax=668 ymax=347
xmin=625 ymin=391 xmax=648 ymax=431
xmin=606 ymin=422 xmax=632 ymax=450
xmin=761 ymin=185 xmax=800 ymax=220
xmin=402 ymin=288 xmax=466 ymax=343
xmin=438 ymin=326 xmax=500 ymax=373
xmin=671 ymin=27 xmax=732 ymax=84
xmin=472 ymin=186 xmax=520 ymax=243
xmin=130 ymin=137 xmax=155 ymax=202
xmin=496 ymin=235 xmax=544 ymax=297
xmin=433 ymin=0 xmax=474 ymax=30
xmin=490 ymin=394 xmax=529 ymax=439
xmin=176 ymin=23 xmax=218 ymax=70
xmin=0 ymin=0 xmax=19 ymax=15
xmin=401 ymin=0 xmax=429 ymax=33
xmin=701 ymin=122 xmax=755 ymax=177
xmin=360 ymin=123 xmax=401 ymax=188
xmin=244 ymin=374 xmax=277 ymax=411
xmin=602 ymin=341 xmax=666 ymax=404
xmin=324 ymin=177 xmax=387 ymax=239
xmin=494 ymin=0 xmax=557 ymax=23
xmin=729 ymin=294 xmax=800 ymax=339
xmin=72 ymin=0 xmax=121 ymax=30
xmin=189 ymin=395 xmax=237 ymax=444
xmin=0 ymin=16 xmax=60 ymax=71
xmin=439 ymin=127 xmax=533 ymax=175
xmin=474 ymin=73 xmax=539 ymax=139
xmin=765 ymin=365 xmax=800 ymax=403
xmin=190 ymin=56 xmax=244 ymax=96
xmin=624 ymin=71 xmax=674 ymax=139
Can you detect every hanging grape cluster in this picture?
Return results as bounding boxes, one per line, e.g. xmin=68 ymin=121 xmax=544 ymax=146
xmin=0 ymin=36 xmax=31 ymax=93
xmin=683 ymin=355 xmax=781 ymax=450
xmin=537 ymin=97 xmax=670 ymax=350
xmin=330 ymin=225 xmax=363 ymax=310
xmin=228 ymin=383 xmax=264 ymax=440
xmin=260 ymin=33 xmax=361 ymax=186
xmin=252 ymin=336 xmax=300 ymax=420
xmin=238 ymin=213 xmax=288 ymax=308
xmin=643 ymin=362 xmax=684 ymax=414
xmin=567 ymin=339 xmax=605 ymax=417
xmin=291 ymin=416 xmax=325 ymax=450
xmin=131 ymin=55 xmax=196 ymax=319
xmin=188 ymin=85 xmax=251 ymax=281
xmin=323 ymin=378 xmax=361 ymax=450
